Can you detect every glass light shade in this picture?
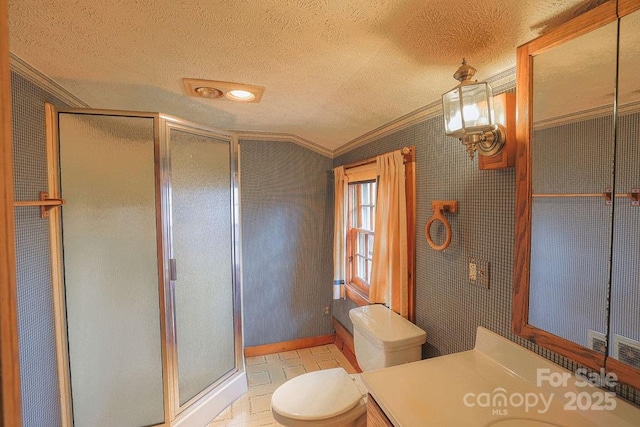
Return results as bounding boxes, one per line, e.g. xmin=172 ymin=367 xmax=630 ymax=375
xmin=442 ymin=81 xmax=495 ymax=138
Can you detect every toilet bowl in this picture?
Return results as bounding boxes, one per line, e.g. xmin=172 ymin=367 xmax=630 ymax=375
xmin=270 ymin=368 xmax=367 ymax=427
xmin=270 ymin=304 xmax=426 ymax=426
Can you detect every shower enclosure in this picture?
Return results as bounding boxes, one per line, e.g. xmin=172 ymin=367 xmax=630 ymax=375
xmin=45 ymin=105 xmax=245 ymax=426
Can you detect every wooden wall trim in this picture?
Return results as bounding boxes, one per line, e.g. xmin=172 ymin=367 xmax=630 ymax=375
xmin=404 ymin=147 xmax=416 ymax=322
xmin=619 ymin=0 xmax=640 ymax=16
xmin=525 ymin=1 xmax=617 ymax=56
xmin=0 ymin=0 xmax=23 ymax=424
xmin=332 ymin=317 xmax=362 ymax=373
xmin=244 ymin=335 xmax=335 ymax=357
xmin=44 ymin=104 xmax=73 ymax=426
xmin=512 ymin=41 xmax=532 ymax=336
xmin=606 ymin=357 xmax=640 ymax=391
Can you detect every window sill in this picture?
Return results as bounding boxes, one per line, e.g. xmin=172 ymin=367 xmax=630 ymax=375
xmin=345 ymin=284 xmax=369 ymax=307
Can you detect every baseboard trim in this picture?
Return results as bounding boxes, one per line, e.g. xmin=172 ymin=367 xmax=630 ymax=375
xmin=332 ymin=317 xmax=362 ymax=372
xmin=244 ymin=334 xmax=335 ymax=357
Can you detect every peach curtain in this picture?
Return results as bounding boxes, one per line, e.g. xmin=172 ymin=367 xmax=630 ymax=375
xmin=332 ymin=166 xmax=347 ymax=299
xmin=369 ymin=150 xmax=408 ymax=317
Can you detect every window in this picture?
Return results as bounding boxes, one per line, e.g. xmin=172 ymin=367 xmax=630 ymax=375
xmin=335 ymin=147 xmax=416 ymax=319
xmin=333 ymin=147 xmax=416 ymax=320
xmin=347 ymin=180 xmax=376 ymax=303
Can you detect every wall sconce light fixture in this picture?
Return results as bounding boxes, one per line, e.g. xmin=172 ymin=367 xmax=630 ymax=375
xmin=442 ymin=59 xmax=506 ymax=160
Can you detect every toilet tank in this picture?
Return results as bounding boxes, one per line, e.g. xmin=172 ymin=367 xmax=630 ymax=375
xmin=349 ymin=304 xmax=426 ymax=372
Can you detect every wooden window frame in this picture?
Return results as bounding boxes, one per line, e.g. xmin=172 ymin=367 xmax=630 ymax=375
xmin=345 ymin=179 xmax=377 ymax=306
xmin=347 ymin=227 xmax=375 ymax=304
xmin=341 ymin=146 xmax=417 ymax=321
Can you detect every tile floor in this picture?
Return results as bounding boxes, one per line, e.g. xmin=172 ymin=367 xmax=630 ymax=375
xmin=208 ymin=344 xmax=358 ymax=426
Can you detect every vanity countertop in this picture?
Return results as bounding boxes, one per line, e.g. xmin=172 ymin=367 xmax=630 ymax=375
xmin=361 ymin=327 xmax=640 ymax=427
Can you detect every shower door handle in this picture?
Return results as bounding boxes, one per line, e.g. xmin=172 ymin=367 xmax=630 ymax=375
xmin=169 ymin=258 xmax=177 ymax=281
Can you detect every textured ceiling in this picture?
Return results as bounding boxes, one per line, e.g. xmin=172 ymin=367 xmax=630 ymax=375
xmin=8 ymin=0 xmax=595 ymax=153
xmin=534 ymin=7 xmax=640 ymax=124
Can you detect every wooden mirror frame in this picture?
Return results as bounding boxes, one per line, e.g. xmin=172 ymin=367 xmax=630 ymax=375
xmin=513 ymin=0 xmax=640 ymax=390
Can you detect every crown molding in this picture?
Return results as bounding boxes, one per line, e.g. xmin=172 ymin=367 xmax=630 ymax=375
xmin=533 ymin=99 xmax=640 ymax=130
xmin=235 ymin=131 xmax=333 ymax=158
xmin=487 ymin=66 xmax=517 ymax=95
xmin=10 ymin=53 xmax=89 ymax=108
xmin=10 ymin=53 xmax=519 ymax=159
xmin=333 ymin=102 xmax=442 ymax=158
xmin=334 ymin=67 xmax=517 ymax=158
xmin=533 ymin=105 xmax=612 ymax=130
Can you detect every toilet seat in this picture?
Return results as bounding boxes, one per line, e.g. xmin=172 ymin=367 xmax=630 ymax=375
xmin=271 ymin=368 xmax=364 ymax=421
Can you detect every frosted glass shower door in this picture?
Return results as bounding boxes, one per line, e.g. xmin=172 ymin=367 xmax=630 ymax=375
xmin=52 ymin=108 xmax=245 ymax=426
xmin=58 ymin=113 xmax=165 ymax=426
xmin=169 ymin=127 xmax=238 ymax=409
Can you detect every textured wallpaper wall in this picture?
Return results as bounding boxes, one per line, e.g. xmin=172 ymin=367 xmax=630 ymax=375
xmin=332 ymin=91 xmax=640 ymax=405
xmin=239 ymin=139 xmax=334 ymax=347
xmin=334 ymin=116 xmax=504 ymax=358
xmin=11 ymin=60 xmax=639 ymax=426
xmin=11 ymin=71 xmax=67 ymax=427
xmin=530 ymin=111 xmax=640 ymax=372
xmin=529 ymin=117 xmax=614 ymax=349
xmin=610 ymin=112 xmax=640 ymax=367
xmin=10 ymin=66 xmax=337 ymax=424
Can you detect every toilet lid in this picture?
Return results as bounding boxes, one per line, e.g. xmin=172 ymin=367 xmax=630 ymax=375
xmin=271 ymin=368 xmax=364 ymax=421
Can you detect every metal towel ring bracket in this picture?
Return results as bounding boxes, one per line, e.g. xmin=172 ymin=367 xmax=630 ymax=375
xmin=425 ymin=200 xmax=458 ymax=251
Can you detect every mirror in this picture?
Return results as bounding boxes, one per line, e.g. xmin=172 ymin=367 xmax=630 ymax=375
xmin=514 ymin=0 xmax=640 ymax=391
xmin=529 ymin=19 xmax=617 ymax=351
xmin=608 ymin=5 xmax=640 ymax=381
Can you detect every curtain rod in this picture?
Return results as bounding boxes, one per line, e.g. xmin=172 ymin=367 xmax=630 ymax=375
xmin=342 ymin=146 xmax=414 ymax=170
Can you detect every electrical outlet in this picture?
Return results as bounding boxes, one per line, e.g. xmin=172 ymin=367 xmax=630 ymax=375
xmin=469 ymin=260 xmax=477 ymax=281
xmin=323 ymin=305 xmax=331 ymax=316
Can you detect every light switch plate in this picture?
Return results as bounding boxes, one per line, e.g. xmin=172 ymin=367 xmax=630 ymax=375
xmin=469 ymin=257 xmax=490 ymax=289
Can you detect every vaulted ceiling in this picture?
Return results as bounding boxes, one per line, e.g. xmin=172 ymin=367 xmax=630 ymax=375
xmin=9 ymin=0 xmax=598 ymax=154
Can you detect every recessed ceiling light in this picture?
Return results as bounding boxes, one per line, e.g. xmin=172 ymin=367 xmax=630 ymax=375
xmin=182 ymin=78 xmax=264 ymax=103
xmin=195 ymin=87 xmax=224 ymax=99
xmin=226 ymin=89 xmax=255 ymax=102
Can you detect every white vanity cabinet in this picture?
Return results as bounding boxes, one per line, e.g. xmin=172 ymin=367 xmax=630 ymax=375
xmin=361 ymin=328 xmax=640 ymax=426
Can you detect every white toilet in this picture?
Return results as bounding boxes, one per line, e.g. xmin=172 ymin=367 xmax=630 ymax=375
xmin=270 ymin=304 xmax=426 ymax=426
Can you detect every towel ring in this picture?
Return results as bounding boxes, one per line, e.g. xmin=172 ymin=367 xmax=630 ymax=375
xmin=425 ymin=200 xmax=458 ymax=251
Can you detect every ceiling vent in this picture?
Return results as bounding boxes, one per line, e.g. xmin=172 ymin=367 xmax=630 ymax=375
xmin=182 ymin=78 xmax=264 ymax=103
